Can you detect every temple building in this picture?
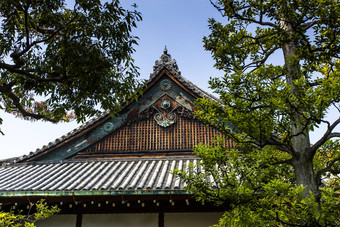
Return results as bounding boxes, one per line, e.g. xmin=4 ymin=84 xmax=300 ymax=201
xmin=0 ymin=50 xmax=233 ymax=227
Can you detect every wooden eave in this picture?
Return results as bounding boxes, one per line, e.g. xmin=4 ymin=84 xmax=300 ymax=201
xmin=0 ymin=194 xmax=224 ymax=214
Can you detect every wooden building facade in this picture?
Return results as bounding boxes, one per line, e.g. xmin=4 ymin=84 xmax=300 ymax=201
xmin=0 ymin=50 xmax=232 ymax=227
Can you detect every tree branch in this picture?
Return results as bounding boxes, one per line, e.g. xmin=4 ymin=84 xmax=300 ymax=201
xmin=301 ymin=20 xmax=319 ymax=30
xmin=311 ymin=31 xmax=339 ymax=53
xmin=10 ymin=11 xmax=78 ymax=61
xmin=209 ymin=0 xmax=226 ymax=17
xmin=24 ymin=1 xmax=31 ymax=48
xmin=311 ymin=117 xmax=340 ymax=155
xmin=0 ymin=84 xmax=57 ymax=122
xmin=0 ymin=62 xmax=64 ymax=82
xmin=259 ymin=158 xmax=293 ymax=169
xmin=333 ymin=102 xmax=340 ymax=113
xmin=328 ymin=132 xmax=340 ymax=139
xmin=265 ymin=134 xmax=294 ymax=154
xmin=209 ymin=0 xmax=279 ymax=28
xmin=245 ymin=46 xmax=280 ymax=72
xmin=315 ymin=156 xmax=340 ymax=185
xmin=275 ymin=212 xmax=304 ymax=227
xmin=271 ymin=158 xmax=293 ymax=166
xmin=228 ymin=1 xmax=279 ymax=29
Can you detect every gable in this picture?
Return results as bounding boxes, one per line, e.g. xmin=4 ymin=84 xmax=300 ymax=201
xmin=14 ymin=50 xmax=232 ymax=163
xmin=74 ymin=94 xmax=231 ymax=159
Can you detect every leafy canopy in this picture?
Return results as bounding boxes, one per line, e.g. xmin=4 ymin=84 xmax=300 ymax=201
xmin=177 ymin=140 xmax=340 ymax=226
xmin=0 ymin=199 xmax=60 ymax=227
xmin=201 ymin=0 xmax=340 ymax=151
xmin=0 ymin=0 xmax=142 ymax=132
xmin=178 ymin=0 xmax=340 ymax=226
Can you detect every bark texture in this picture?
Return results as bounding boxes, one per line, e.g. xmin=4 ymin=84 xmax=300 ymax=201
xmin=281 ymin=20 xmax=319 ymax=196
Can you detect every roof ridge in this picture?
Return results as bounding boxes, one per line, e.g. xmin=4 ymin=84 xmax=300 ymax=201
xmin=3 ymin=156 xmax=199 ymax=167
xmin=149 ymin=49 xmax=219 ymax=102
xmin=7 ymin=112 xmax=109 ymax=165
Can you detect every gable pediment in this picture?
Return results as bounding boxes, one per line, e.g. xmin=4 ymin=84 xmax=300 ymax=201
xmin=15 ymin=50 xmax=231 ymax=163
xmin=73 ymin=92 xmax=229 ymax=159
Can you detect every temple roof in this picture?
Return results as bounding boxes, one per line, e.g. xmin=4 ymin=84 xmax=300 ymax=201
xmin=4 ymin=50 xmax=224 ymax=164
xmin=0 ymin=51 xmax=228 ymax=212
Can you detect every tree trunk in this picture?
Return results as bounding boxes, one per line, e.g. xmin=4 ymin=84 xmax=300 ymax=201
xmin=281 ymin=21 xmax=319 ymax=197
xmin=291 ymin=151 xmax=319 ymax=196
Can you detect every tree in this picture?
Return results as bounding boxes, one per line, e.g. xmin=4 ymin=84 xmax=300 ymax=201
xmin=178 ymin=0 xmax=340 ymax=225
xmin=0 ymin=0 xmax=142 ymax=133
xmin=178 ymin=140 xmax=339 ymax=226
xmin=0 ymin=200 xmax=60 ymax=227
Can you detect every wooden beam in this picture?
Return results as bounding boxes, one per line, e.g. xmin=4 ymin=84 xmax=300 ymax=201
xmin=158 ymin=212 xmax=164 ymax=227
xmin=76 ymin=213 xmax=82 ymax=227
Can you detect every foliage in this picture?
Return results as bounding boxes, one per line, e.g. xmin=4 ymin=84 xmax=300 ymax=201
xmin=0 ymin=200 xmax=60 ymax=227
xmin=0 ymin=0 xmax=142 ymax=133
xmin=179 ymin=0 xmax=340 ymax=225
xmin=177 ymin=140 xmax=340 ymax=226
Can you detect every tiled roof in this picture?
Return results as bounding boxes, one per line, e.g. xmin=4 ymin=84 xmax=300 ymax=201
xmin=0 ymin=157 xmax=200 ymax=196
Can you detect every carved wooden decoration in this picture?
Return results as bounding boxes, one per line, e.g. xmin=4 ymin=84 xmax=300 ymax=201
xmin=82 ymin=95 xmax=234 ymax=154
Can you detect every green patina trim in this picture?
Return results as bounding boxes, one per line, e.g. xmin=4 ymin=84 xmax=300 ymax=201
xmin=37 ymin=74 xmax=197 ymax=162
xmin=0 ymin=190 xmax=189 ymax=197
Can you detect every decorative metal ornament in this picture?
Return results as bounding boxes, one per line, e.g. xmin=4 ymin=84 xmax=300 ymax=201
xmin=154 ymin=110 xmax=176 ymax=127
xmin=103 ymin=122 xmax=114 ymax=132
xmin=160 ymin=79 xmax=172 ymax=91
xmin=161 ymin=100 xmax=171 ymax=109
xmin=152 ymin=104 xmax=177 ymax=128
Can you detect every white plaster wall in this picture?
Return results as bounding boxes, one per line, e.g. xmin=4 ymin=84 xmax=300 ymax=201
xmin=165 ymin=212 xmax=223 ymax=227
xmin=82 ymin=213 xmax=158 ymax=227
xmin=36 ymin=214 xmax=77 ymax=227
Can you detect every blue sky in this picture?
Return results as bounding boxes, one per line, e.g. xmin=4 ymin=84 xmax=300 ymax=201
xmin=0 ymin=0 xmax=225 ymax=159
